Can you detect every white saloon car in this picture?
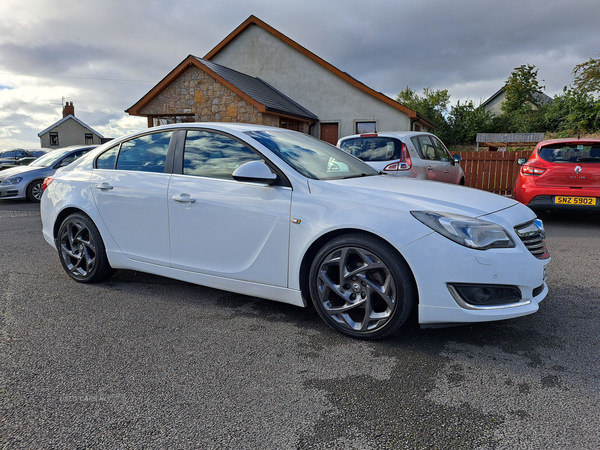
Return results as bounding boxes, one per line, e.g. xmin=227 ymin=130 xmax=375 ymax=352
xmin=41 ymin=123 xmax=549 ymax=339
xmin=338 ymin=131 xmax=465 ymax=184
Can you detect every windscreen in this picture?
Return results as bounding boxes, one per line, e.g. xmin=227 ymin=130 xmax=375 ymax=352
xmin=246 ymin=130 xmax=378 ymax=180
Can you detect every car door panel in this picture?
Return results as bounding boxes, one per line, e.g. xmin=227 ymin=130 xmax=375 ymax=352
xmin=168 ymin=175 xmax=292 ymax=286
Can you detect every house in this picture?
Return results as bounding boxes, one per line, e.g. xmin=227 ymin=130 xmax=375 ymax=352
xmin=126 ymin=15 xmax=434 ymax=144
xmin=482 ymin=86 xmax=553 ymax=116
xmin=38 ymin=102 xmax=103 ymax=148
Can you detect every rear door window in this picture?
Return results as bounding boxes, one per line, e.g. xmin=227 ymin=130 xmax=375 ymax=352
xmin=339 ymin=137 xmax=401 ymax=162
xmin=411 ymin=135 xmax=439 ymax=161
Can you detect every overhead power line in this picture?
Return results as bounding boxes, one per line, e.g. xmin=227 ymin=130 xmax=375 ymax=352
xmin=0 ymin=72 xmax=156 ymax=83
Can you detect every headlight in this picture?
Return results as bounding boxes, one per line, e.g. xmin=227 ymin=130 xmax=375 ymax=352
xmin=0 ymin=177 xmax=23 ymax=186
xmin=411 ymin=211 xmax=515 ymax=250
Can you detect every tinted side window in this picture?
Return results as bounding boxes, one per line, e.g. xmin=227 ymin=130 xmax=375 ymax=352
xmin=339 ymin=137 xmax=400 ymax=162
xmin=431 ymin=136 xmax=452 ymax=162
xmin=183 ymin=131 xmax=262 ymax=180
xmin=115 ymin=132 xmax=172 ymax=173
xmin=60 ymin=149 xmax=90 ymax=167
xmin=411 ymin=136 xmax=439 ymax=161
xmin=96 ymin=145 xmax=119 ymax=169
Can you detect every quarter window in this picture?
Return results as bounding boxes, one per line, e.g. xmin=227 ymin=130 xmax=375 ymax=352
xmin=183 ymin=131 xmax=262 ymax=180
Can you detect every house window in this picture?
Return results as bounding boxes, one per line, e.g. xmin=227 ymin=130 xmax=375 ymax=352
xmin=280 ymin=118 xmax=299 ymax=131
xmin=49 ymin=132 xmax=59 ymax=146
xmin=85 ymin=133 xmax=93 ymax=145
xmin=356 ymin=122 xmax=376 ymax=134
xmin=151 ymin=115 xmax=195 ymax=127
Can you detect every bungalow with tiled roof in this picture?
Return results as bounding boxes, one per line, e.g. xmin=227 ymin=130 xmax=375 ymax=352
xmin=126 ymin=15 xmax=434 ymax=144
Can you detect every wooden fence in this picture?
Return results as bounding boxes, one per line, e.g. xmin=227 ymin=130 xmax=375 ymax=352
xmin=460 ymin=150 xmax=531 ymax=196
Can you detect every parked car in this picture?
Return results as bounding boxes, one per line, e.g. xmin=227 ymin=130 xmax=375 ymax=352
xmin=337 ymin=131 xmax=465 ymax=184
xmin=0 ymin=148 xmax=48 ymax=169
xmin=41 ymin=123 xmax=549 ymax=339
xmin=0 ymin=145 xmax=94 ymax=202
xmin=514 ymin=138 xmax=600 ymax=211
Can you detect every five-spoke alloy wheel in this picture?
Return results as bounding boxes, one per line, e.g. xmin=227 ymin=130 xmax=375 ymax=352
xmin=57 ymin=213 xmax=115 ymax=283
xmin=309 ymin=233 xmax=416 ymax=339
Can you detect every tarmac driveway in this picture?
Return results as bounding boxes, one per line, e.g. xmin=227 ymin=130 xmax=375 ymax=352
xmin=1 ymin=200 xmax=599 ymax=449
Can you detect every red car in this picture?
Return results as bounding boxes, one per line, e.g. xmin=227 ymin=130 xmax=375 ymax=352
xmin=514 ymin=138 xmax=600 ymax=211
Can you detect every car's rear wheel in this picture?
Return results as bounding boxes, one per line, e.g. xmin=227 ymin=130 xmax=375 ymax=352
xmin=26 ymin=180 xmax=44 ymax=202
xmin=57 ymin=213 xmax=116 ymax=283
xmin=309 ymin=233 xmax=416 ymax=339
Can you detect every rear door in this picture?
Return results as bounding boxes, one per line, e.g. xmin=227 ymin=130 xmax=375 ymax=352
xmin=90 ymin=130 xmax=174 ymax=266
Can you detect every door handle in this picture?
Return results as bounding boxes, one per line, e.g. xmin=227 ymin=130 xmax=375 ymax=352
xmin=173 ymin=194 xmax=196 ymax=203
xmin=427 ymin=166 xmax=434 ymax=171
xmin=96 ymin=182 xmax=113 ymax=190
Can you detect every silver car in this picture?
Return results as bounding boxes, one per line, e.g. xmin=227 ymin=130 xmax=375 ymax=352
xmin=337 ymin=131 xmax=465 ymax=184
xmin=0 ymin=145 xmax=95 ymax=202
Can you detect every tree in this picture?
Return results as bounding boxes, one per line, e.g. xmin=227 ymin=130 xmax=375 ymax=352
xmin=502 ymin=64 xmax=545 ymax=113
xmin=572 ymin=54 xmax=600 ymax=95
xmin=395 ymin=86 xmax=450 ymax=127
xmin=544 ymin=87 xmax=600 ymax=134
xmin=447 ymin=100 xmax=494 ymax=144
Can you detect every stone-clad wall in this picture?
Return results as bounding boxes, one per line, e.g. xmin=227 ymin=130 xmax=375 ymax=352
xmin=140 ymin=66 xmax=279 ymax=127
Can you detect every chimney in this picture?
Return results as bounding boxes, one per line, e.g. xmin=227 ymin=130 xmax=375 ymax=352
xmin=63 ymin=102 xmax=75 ymax=117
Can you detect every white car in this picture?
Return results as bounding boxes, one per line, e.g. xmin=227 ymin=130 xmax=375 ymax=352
xmin=338 ymin=131 xmax=465 ymax=184
xmin=41 ymin=123 xmax=549 ymax=339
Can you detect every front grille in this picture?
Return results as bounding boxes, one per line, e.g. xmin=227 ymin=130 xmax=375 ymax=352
xmin=514 ymin=219 xmax=550 ymax=259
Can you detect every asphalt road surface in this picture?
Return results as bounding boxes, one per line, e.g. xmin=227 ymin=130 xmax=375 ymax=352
xmin=1 ymin=200 xmax=599 ymax=449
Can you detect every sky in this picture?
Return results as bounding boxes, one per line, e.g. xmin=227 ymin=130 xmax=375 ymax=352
xmin=1 ymin=0 xmax=598 ymax=150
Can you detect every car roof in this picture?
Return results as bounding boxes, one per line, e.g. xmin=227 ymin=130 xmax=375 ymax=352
xmin=338 ymin=131 xmax=435 ymax=141
xmin=537 ymin=138 xmax=600 ymax=146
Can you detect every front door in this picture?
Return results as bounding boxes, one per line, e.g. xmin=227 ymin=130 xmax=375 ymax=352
xmin=320 ymin=123 xmax=339 ymax=145
xmin=168 ymin=130 xmax=292 ymax=287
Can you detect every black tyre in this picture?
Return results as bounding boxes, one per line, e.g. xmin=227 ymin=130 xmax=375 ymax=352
xmin=57 ymin=213 xmax=116 ymax=283
xmin=309 ymin=233 xmax=416 ymax=339
xmin=26 ymin=180 xmax=44 ymax=202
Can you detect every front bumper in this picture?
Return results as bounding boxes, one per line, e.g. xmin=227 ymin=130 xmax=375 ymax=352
xmin=400 ymin=226 xmax=549 ymax=326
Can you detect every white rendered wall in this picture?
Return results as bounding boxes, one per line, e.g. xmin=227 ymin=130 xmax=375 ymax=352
xmin=210 ymin=25 xmax=411 ymax=139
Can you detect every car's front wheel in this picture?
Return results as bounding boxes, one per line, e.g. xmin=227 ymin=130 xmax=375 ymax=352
xmin=309 ymin=233 xmax=416 ymax=339
xmin=57 ymin=213 xmax=116 ymax=283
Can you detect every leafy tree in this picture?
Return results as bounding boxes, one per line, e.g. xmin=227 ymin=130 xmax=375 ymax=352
xmin=544 ymin=87 xmax=600 ymax=133
xmin=396 ymin=86 xmax=450 ymax=127
xmin=502 ymin=64 xmax=545 ymax=113
xmin=572 ymin=54 xmax=600 ymax=95
xmin=447 ymin=100 xmax=494 ymax=144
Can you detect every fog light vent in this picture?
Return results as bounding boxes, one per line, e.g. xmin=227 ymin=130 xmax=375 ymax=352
xmin=450 ymin=284 xmax=522 ymax=307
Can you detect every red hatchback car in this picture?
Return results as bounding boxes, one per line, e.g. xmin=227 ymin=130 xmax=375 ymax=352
xmin=514 ymin=138 xmax=600 ymax=211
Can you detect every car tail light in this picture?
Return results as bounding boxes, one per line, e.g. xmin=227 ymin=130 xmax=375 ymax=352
xmin=521 ymin=165 xmax=546 ymax=176
xmin=42 ymin=176 xmax=54 ymax=192
xmin=360 ymin=133 xmax=378 ymax=137
xmin=384 ymin=143 xmax=412 ymax=171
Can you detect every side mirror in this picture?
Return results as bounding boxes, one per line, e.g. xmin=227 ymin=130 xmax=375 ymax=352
xmin=516 ymin=158 xmax=526 ymax=166
xmin=232 ymin=160 xmax=278 ymax=185
xmin=453 ymin=154 xmax=462 ymax=164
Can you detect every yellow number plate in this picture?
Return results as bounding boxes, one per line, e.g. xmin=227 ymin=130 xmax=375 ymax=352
xmin=554 ymin=196 xmax=597 ymax=205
